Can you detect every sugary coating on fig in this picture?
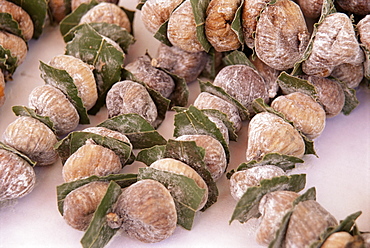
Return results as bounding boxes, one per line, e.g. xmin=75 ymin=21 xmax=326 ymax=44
xmin=357 ymin=15 xmax=370 ymax=50
xmin=63 ymin=181 xmax=110 ymax=231
xmin=336 ymin=0 xmax=370 ymax=16
xmin=125 ymin=55 xmax=175 ymax=98
xmin=155 ymin=43 xmax=208 ymax=83
xmin=271 ymin=92 xmax=326 ymax=139
xmin=79 ymin=2 xmax=131 ymax=33
xmin=246 ymin=112 xmax=305 ymax=162
xmin=242 ymin=0 xmax=270 ymax=49
xmin=62 ymin=141 xmax=122 ymax=182
xmin=28 ymin=85 xmax=79 ymax=135
xmin=167 ymin=0 xmax=204 ymax=53
xmin=48 ymin=0 xmax=69 ymax=23
xmin=0 ymin=149 xmax=36 ymax=201
xmin=194 ymin=92 xmax=242 ymax=132
xmin=140 ymin=0 xmax=184 ymax=34
xmin=250 ymin=55 xmax=280 ymax=99
xmin=255 ymin=0 xmax=310 ymax=71
xmin=206 ymin=115 xmax=229 ymax=144
xmin=300 ymin=75 xmax=345 ymax=118
xmin=302 ymin=13 xmax=364 ymax=77
xmin=295 ymin=0 xmax=323 ymax=18
xmin=114 ymin=179 xmax=177 ymax=243
xmin=72 ymin=0 xmax=119 ymax=11
xmin=150 ymin=158 xmax=209 ymax=211
xmin=3 ymin=116 xmax=58 ymax=166
xmin=82 ymin=126 xmax=131 ymax=145
xmin=205 ymin=0 xmax=242 ymax=52
xmin=49 ymin=55 xmax=97 ymax=111
xmin=175 ymin=134 xmax=227 ymax=181
xmin=229 ymin=165 xmax=286 ymax=201
xmin=321 ymin=232 xmax=355 ymax=248
xmin=0 ymin=70 xmax=4 ymax=107
xmin=331 ymin=62 xmax=364 ymax=89
xmin=0 ymin=31 xmax=28 ymax=66
xmin=284 ymin=200 xmax=338 ymax=248
xmin=0 ymin=0 xmax=34 ymax=40
xmin=212 ymin=64 xmax=269 ymax=114
xmin=256 ymin=191 xmax=300 ymax=245
xmin=105 ymin=80 xmax=158 ymax=126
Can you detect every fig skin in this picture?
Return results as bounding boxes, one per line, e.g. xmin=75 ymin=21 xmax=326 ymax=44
xmin=336 ymin=0 xmax=370 ymax=16
xmin=295 ymin=0 xmax=323 ymax=19
xmin=0 ymin=31 xmax=28 ymax=66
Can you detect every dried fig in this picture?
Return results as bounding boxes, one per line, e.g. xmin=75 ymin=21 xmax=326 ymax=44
xmin=63 ymin=181 xmax=110 ymax=231
xmin=302 ymin=13 xmax=364 ymax=77
xmin=82 ymin=126 xmax=131 ymax=146
xmin=114 ymin=179 xmax=177 ymax=243
xmin=336 ymin=0 xmax=370 ymax=16
xmin=246 ymin=112 xmax=305 ymax=162
xmin=48 ymin=0 xmax=69 ymax=23
xmin=295 ymin=0 xmax=323 ymax=19
xmin=212 ymin=64 xmax=269 ymax=114
xmin=194 ymin=92 xmax=242 ymax=132
xmin=150 ymin=158 xmax=209 ymax=210
xmin=0 ymin=70 xmax=4 ymax=107
xmin=176 ymin=134 xmax=227 ymax=181
xmin=167 ymin=0 xmax=204 ymax=53
xmin=125 ymin=55 xmax=175 ymax=98
xmin=105 ymin=80 xmax=158 ymax=126
xmin=62 ymin=140 xmax=122 ymax=182
xmin=154 ymin=43 xmax=208 ymax=83
xmin=205 ymin=0 xmax=242 ymax=52
xmin=241 ymin=0 xmax=270 ymax=49
xmin=284 ymin=200 xmax=338 ymax=247
xmin=0 ymin=31 xmax=28 ymax=66
xmin=299 ymin=75 xmax=345 ymax=118
xmin=71 ymin=0 xmax=119 ymax=11
xmin=357 ymin=15 xmax=370 ymax=50
xmin=0 ymin=148 xmax=36 ymax=201
xmin=49 ymin=55 xmax=97 ymax=111
xmin=271 ymin=92 xmax=326 ymax=139
xmin=331 ymin=62 xmax=364 ymax=89
xmin=229 ymin=165 xmax=286 ymax=201
xmin=79 ymin=2 xmax=131 ymax=33
xmin=0 ymin=0 xmax=34 ymax=40
xmin=321 ymin=232 xmax=355 ymax=248
xmin=255 ymin=0 xmax=310 ymax=71
xmin=140 ymin=0 xmax=184 ymax=33
xmin=256 ymin=190 xmax=300 ymax=245
xmin=28 ymin=85 xmax=79 ymax=135
xmin=206 ymin=115 xmax=229 ymax=144
xmin=3 ymin=116 xmax=58 ymax=166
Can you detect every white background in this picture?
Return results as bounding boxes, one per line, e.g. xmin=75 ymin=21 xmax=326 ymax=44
xmin=0 ymin=1 xmax=369 ymax=247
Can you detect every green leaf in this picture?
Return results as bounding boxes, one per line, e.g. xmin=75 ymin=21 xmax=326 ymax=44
xmin=136 ymin=0 xmax=147 ymax=10
xmin=39 ymin=61 xmax=90 ymax=124
xmin=0 ymin=141 xmax=36 ymax=167
xmin=138 ymin=167 xmax=206 ymax=230
xmin=136 ymin=145 xmax=166 ymax=166
xmin=0 ymin=13 xmax=23 ymax=38
xmin=12 ymin=105 xmax=55 ymax=133
xmin=201 ymin=108 xmax=238 ymax=141
xmin=80 ymin=181 xmax=122 ymax=248
xmin=190 ymin=0 xmax=212 ymax=52
xmin=158 ymin=67 xmax=189 ymax=107
xmin=59 ymin=0 xmax=99 ymax=37
xmin=235 ymin=153 xmax=304 ymax=173
xmin=230 ymin=174 xmax=306 ymax=224
xmin=277 ymin=72 xmax=319 ymax=101
xmin=56 ymin=173 xmax=137 ymax=215
xmin=269 ymin=187 xmax=317 ymax=248
xmin=330 ymin=78 xmax=360 ymax=116
xmin=153 ymin=20 xmax=173 ymax=47
xmin=199 ymin=79 xmax=250 ymax=120
xmin=64 ymin=23 xmax=135 ymax=53
xmin=65 ymin=24 xmax=125 ymax=115
xmin=8 ymin=0 xmax=48 ymax=39
xmin=97 ymin=114 xmax=167 ymax=149
xmin=230 ymin=0 xmax=244 ymax=49
xmin=0 ymin=45 xmax=18 ymax=79
xmin=222 ymin=50 xmax=256 ymax=69
xmin=54 ymin=131 xmax=133 ymax=166
xmin=173 ymin=105 xmax=230 ymax=163
xmin=164 ymin=139 xmax=218 ymax=210
xmin=122 ymin=68 xmax=171 ymax=128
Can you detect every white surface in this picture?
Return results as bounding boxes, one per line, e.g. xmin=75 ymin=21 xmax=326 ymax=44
xmin=0 ymin=1 xmax=370 ymax=247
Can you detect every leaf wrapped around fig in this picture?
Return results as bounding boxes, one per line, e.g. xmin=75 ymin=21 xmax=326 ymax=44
xmin=0 ymin=40 xmax=21 ymax=80
xmin=0 ymin=13 xmax=23 ymax=39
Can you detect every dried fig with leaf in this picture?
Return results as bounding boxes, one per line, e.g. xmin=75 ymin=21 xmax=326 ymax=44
xmin=3 ymin=116 xmax=58 ymax=166
xmin=205 ymin=0 xmax=242 ymax=52
xmin=28 ymin=85 xmax=79 ymax=135
xmin=330 ymin=62 xmax=364 ymax=89
xmin=255 ymin=0 xmax=310 ymax=71
xmin=114 ymin=179 xmax=177 ymax=243
xmin=71 ymin=0 xmax=119 ymax=11
xmin=295 ymin=0 xmax=323 ymax=18
xmin=0 ymin=31 xmax=28 ymax=66
xmin=321 ymin=232 xmax=355 ymax=248
xmin=246 ymin=112 xmax=305 ymax=162
xmin=0 ymin=148 xmax=36 ymax=201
